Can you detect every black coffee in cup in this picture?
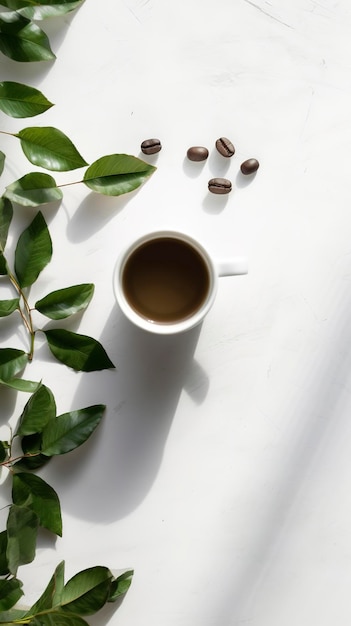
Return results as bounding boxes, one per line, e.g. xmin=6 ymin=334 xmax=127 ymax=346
xmin=122 ymin=237 xmax=210 ymax=323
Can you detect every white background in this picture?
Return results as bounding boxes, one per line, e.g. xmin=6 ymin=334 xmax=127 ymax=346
xmin=1 ymin=0 xmax=351 ymax=624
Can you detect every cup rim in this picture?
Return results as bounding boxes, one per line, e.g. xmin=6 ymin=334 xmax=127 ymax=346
xmin=112 ymin=230 xmax=218 ymax=334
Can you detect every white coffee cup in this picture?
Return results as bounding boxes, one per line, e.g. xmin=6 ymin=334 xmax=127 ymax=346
xmin=113 ymin=230 xmax=248 ymax=335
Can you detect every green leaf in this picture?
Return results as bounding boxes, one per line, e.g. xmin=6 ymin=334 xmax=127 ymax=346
xmin=83 ymin=154 xmax=156 ymax=196
xmin=0 ymin=608 xmax=27 ymax=624
xmin=0 ymin=81 xmax=54 ymax=118
xmin=0 ymin=254 xmax=6 ymax=274
xmin=12 ymin=473 xmax=62 ymax=536
xmin=0 ymin=531 xmax=9 ymax=575
xmin=4 ymin=172 xmax=63 ymax=207
xmin=17 ymin=432 xmax=49 ymax=470
xmin=0 ymin=298 xmax=19 ymax=317
xmin=0 ymin=348 xmax=27 ymax=381
xmin=0 ymin=11 xmax=55 ymax=62
xmin=0 ymin=578 xmax=23 ymax=611
xmin=0 ymin=196 xmax=13 ymax=251
xmin=41 ymin=404 xmax=105 ymax=456
xmin=35 ymin=284 xmax=94 ymax=320
xmin=108 ymin=570 xmax=134 ymax=601
xmin=6 ymin=504 xmax=39 ymax=575
xmin=0 ymin=377 xmax=40 ymax=392
xmin=0 ymin=0 xmax=85 ymax=20
xmin=0 ymin=252 xmax=8 ymax=275
xmin=0 ymin=197 xmax=11 ymax=274
xmin=26 ymin=561 xmax=65 ymax=615
xmin=61 ymin=566 xmax=113 ymax=615
xmin=16 ymin=384 xmax=56 ymax=436
xmin=44 ymin=329 xmax=115 ymax=372
xmin=16 ymin=127 xmax=88 ymax=171
xmin=30 ymin=612 xmax=89 ymax=626
xmin=14 ymin=210 xmax=52 ymax=287
xmin=0 ymin=150 xmax=5 ymax=175
xmin=0 ymin=440 xmax=7 ymax=462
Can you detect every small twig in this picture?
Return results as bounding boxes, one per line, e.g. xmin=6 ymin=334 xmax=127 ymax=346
xmin=7 ymin=271 xmax=36 ymax=359
xmin=1 ymin=452 xmax=39 ymax=468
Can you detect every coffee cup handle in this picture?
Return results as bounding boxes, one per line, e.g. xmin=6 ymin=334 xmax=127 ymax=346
xmin=216 ymin=257 xmax=248 ymax=277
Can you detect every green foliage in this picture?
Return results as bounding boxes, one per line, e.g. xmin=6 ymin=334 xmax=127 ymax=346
xmin=2 ymin=562 xmax=133 ymax=625
xmin=0 ymin=349 xmax=28 ymax=380
xmin=6 ymin=504 xmax=39 ymax=575
xmin=27 ymin=560 xmax=64 ymax=614
xmin=43 ymin=329 xmax=115 ymax=372
xmin=16 ymin=384 xmax=56 ymax=436
xmin=0 ymin=11 xmax=55 ymax=62
xmin=0 ymin=298 xmax=19 ymax=317
xmin=83 ymin=154 xmax=156 ymax=196
xmin=0 ymin=441 xmax=7 ymax=462
xmin=1 ymin=0 xmax=85 ymax=21
xmin=35 ymin=284 xmax=94 ymax=319
xmin=0 ymin=377 xmax=40 ymax=392
xmin=16 ymin=126 xmax=89 ymax=171
xmin=1 ymin=386 xmax=133 ymax=619
xmin=40 ymin=404 xmax=105 ymax=456
xmin=12 ymin=473 xmax=62 ymax=536
xmin=0 ymin=196 xmax=12 ymax=248
xmin=14 ymin=210 xmax=52 ymax=287
xmin=0 ymin=1 xmax=87 ymax=63
xmin=0 ymin=2 xmax=141 ymax=623
xmin=0 ymin=532 xmax=9 ymax=575
xmin=0 ymin=200 xmax=115 ymax=371
xmin=0 ymin=82 xmax=54 ymax=117
xmin=0 ymin=124 xmax=155 ymax=203
xmin=5 ymin=173 xmax=63 ymax=206
xmin=0 ymin=578 xmax=23 ymax=610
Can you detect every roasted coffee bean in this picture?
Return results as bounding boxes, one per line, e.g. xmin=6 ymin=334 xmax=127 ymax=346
xmin=141 ymin=138 xmax=162 ymax=155
xmin=187 ymin=146 xmax=209 ymax=162
xmin=208 ymin=177 xmax=232 ymax=194
xmin=215 ymin=137 xmax=235 ymax=157
xmin=240 ymin=158 xmax=259 ymax=175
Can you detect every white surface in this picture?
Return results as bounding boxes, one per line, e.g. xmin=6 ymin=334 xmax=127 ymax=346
xmin=1 ymin=0 xmax=351 ymax=624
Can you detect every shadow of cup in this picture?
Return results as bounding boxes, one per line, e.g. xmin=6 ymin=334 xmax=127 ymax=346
xmin=43 ymin=306 xmax=206 ymax=522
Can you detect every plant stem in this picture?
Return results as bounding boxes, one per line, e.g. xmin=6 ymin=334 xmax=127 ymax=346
xmin=1 ymin=452 xmax=39 ymax=468
xmin=8 ymin=271 xmax=35 ymax=360
xmin=58 ymin=179 xmax=82 ymax=188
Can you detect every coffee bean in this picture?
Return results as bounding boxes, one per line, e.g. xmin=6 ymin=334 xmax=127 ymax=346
xmin=208 ymin=178 xmax=232 ymax=194
xmin=215 ymin=137 xmax=235 ymax=157
xmin=141 ymin=138 xmax=162 ymax=155
xmin=187 ymin=146 xmax=209 ymax=162
xmin=240 ymin=158 xmax=259 ymax=175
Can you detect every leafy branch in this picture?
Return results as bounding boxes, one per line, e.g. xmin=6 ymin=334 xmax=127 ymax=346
xmin=0 ymin=203 xmax=115 ymax=372
xmin=0 ymin=81 xmax=155 ymax=373
xmin=0 ymin=0 xmax=87 ymax=63
xmin=0 ymin=82 xmax=156 ymax=203
xmin=0 ymin=383 xmax=133 ymax=623
xmin=0 ymin=562 xmax=133 ymax=626
xmin=0 ymin=2 xmax=148 ymax=623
